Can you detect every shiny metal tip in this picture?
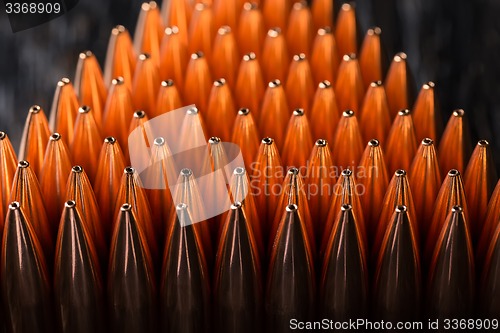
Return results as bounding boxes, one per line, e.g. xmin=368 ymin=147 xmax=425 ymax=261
xmin=138 ymin=53 xmax=151 ymax=61
xmin=18 ymin=160 xmax=29 ymax=168
xmin=448 ymin=169 xmax=460 ymax=177
xmin=343 ymin=110 xmax=355 ymax=117
xmin=121 ymin=203 xmax=132 ymax=211
xmin=343 ymin=54 xmax=356 ymax=61
xmin=316 ymin=139 xmax=327 ymax=147
xmin=154 ymin=137 xmax=165 ymax=146
xmin=342 ymin=169 xmax=353 ymax=177
xmin=286 ymin=204 xmax=298 ymax=212
xmin=0 ymin=131 xmax=5 ymax=140
xmin=293 ymin=109 xmax=305 ymax=116
xmin=79 ymin=50 xmax=93 ymax=59
xmin=176 ymin=202 xmax=188 ymax=211
xmin=243 ymin=53 xmax=257 ymax=61
xmin=451 ymin=205 xmax=463 ymax=213
xmin=293 ymin=53 xmax=307 ymax=62
xmin=478 ymin=139 xmax=489 ymax=146
xmin=368 ymin=27 xmax=382 ymax=35
xmin=58 ymin=78 xmax=71 ymax=86
xmin=341 ymin=204 xmax=352 ymax=211
xmin=181 ymin=168 xmax=193 ymax=176
xmin=268 ymin=28 xmax=281 ymax=37
xmin=262 ymin=137 xmax=274 ymax=145
xmin=269 ymin=80 xmax=281 ymax=88
xmin=368 ymin=139 xmax=380 ymax=147
xmin=395 ymin=169 xmax=406 ymax=177
xmin=162 ymin=79 xmax=174 ymax=87
xmin=165 ymin=26 xmax=179 ymax=35
xmin=214 ymin=78 xmax=226 ymax=86
xmin=124 ymin=166 xmax=135 ymax=174
xmin=394 ymin=52 xmax=407 ymax=61
xmin=112 ymin=25 xmax=126 ymax=34
xmin=231 ymin=201 xmax=243 ymax=209
xmin=72 ymin=165 xmax=83 ymax=173
xmin=370 ymin=81 xmax=383 ymax=87
xmin=318 ymin=27 xmax=332 ymax=35
xmin=398 ymin=109 xmax=411 ymax=116
xmin=452 ymin=109 xmax=465 ymax=117
xmin=238 ymin=108 xmax=250 ymax=115
xmin=104 ymin=136 xmax=117 ymax=144
xmin=65 ymin=200 xmax=76 ymax=208
xmin=29 ymin=105 xmax=41 ymax=113
xmin=395 ymin=205 xmax=407 ymax=213
xmin=112 ymin=77 xmax=125 ymax=85
xmin=422 ymin=138 xmax=433 ymax=146
xmin=9 ymin=201 xmax=20 ymax=210
xmin=234 ymin=167 xmax=246 ymax=175
xmin=319 ymin=80 xmax=331 ymax=89
xmin=209 ymin=137 xmax=221 ymax=144
xmin=192 ymin=52 xmax=204 ymax=60
xmin=79 ymin=105 xmax=91 ymax=114
xmin=50 ymin=133 xmax=62 ymax=141
xmin=134 ymin=110 xmax=147 ymax=118
xmin=288 ymin=167 xmax=300 ymax=175
xmin=187 ymin=107 xmax=199 ymax=115
xmin=218 ymin=26 xmax=231 ymax=35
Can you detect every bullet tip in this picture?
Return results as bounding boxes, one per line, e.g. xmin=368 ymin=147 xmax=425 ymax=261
xmin=234 ymin=166 xmax=246 ymax=175
xmin=451 ymin=205 xmax=463 ymax=213
xmin=181 ymin=168 xmax=193 ymax=176
xmin=192 ymin=52 xmax=204 ymax=60
xmin=9 ymin=201 xmax=20 ymax=210
xmin=112 ymin=77 xmax=125 ymax=85
xmin=316 ymin=139 xmax=327 ymax=147
xmin=478 ymin=139 xmax=489 ymax=146
xmin=286 ymin=203 xmax=298 ymax=212
xmin=29 ymin=105 xmax=41 ymax=113
xmin=176 ymin=202 xmax=188 ymax=211
xmin=422 ymin=138 xmax=434 ymax=146
xmin=165 ymin=26 xmax=179 ymax=35
xmin=72 ymin=165 xmax=83 ymax=173
xmin=452 ymin=109 xmax=465 ymax=117
xmin=58 ymin=78 xmax=71 ymax=86
xmin=79 ymin=105 xmax=91 ymax=114
xmin=243 ymin=53 xmax=257 ymax=61
xmin=448 ymin=169 xmax=460 ymax=177
xmin=288 ymin=167 xmax=300 ymax=175
xmin=65 ymin=200 xmax=76 ymax=208
xmin=394 ymin=52 xmax=407 ymax=61
xmin=238 ymin=108 xmax=250 ymax=116
xmin=214 ymin=78 xmax=226 ymax=87
xmin=269 ymin=79 xmax=281 ymax=88
xmin=0 ymin=131 xmax=6 ymax=139
xmin=209 ymin=136 xmax=221 ymax=144
xmin=318 ymin=27 xmax=332 ymax=35
xmin=368 ymin=139 xmax=380 ymax=147
xmin=18 ymin=160 xmax=29 ymax=168
xmin=395 ymin=169 xmax=406 ymax=177
xmin=368 ymin=27 xmax=382 ymax=35
xmin=187 ymin=107 xmax=199 ymax=115
xmin=112 ymin=25 xmax=126 ymax=34
xmin=343 ymin=110 xmax=355 ymax=117
xmin=395 ymin=205 xmax=407 ymax=213
xmin=293 ymin=53 xmax=307 ymax=61
xmin=342 ymin=168 xmax=353 ymax=177
xmin=370 ymin=80 xmax=383 ymax=87
xmin=231 ymin=201 xmax=243 ymax=209
xmin=268 ymin=28 xmax=281 ymax=37
xmin=79 ymin=50 xmax=93 ymax=59
xmin=138 ymin=53 xmax=151 ymax=61
xmin=50 ymin=133 xmax=62 ymax=141
xmin=161 ymin=79 xmax=175 ymax=87
xmin=104 ymin=136 xmax=117 ymax=144
xmin=423 ymin=81 xmax=435 ymax=89
xmin=341 ymin=203 xmax=353 ymax=211
xmin=218 ymin=25 xmax=231 ymax=35
xmin=243 ymin=2 xmax=257 ymax=10
xmin=341 ymin=3 xmax=353 ymax=11
xmin=398 ymin=109 xmax=411 ymax=116
xmin=124 ymin=166 xmax=135 ymax=174
xmin=262 ymin=137 xmax=274 ymax=145
xmin=121 ymin=203 xmax=133 ymax=211
xmin=343 ymin=54 xmax=357 ymax=61
xmin=293 ymin=108 xmax=305 ymax=116
xmin=154 ymin=137 xmax=165 ymax=146
xmin=319 ymin=80 xmax=331 ymax=89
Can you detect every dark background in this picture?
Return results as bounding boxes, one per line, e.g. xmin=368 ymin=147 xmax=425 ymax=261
xmin=0 ymin=0 xmax=499 ymax=171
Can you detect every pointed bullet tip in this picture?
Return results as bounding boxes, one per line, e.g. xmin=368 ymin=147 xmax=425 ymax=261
xmin=452 ymin=109 xmax=465 ymax=117
xmin=209 ymin=136 xmax=221 ymax=144
xmin=231 ymin=201 xmax=242 ymax=209
xmin=478 ymin=139 xmax=489 ymax=146
xmin=319 ymin=80 xmax=331 ymax=89
xmin=448 ymin=169 xmax=460 ymax=177
xmin=422 ymin=138 xmax=434 ymax=146
xmin=395 ymin=169 xmax=406 ymax=177
xmin=50 ymin=133 xmax=62 ymax=141
xmin=398 ymin=109 xmax=411 ymax=116
xmin=262 ymin=137 xmax=274 ymax=145
xmin=134 ymin=110 xmax=147 ymax=118
xmin=286 ymin=203 xmax=298 ymax=212
xmin=214 ymin=78 xmax=226 ymax=87
xmin=238 ymin=108 xmax=250 ymax=115
xmin=394 ymin=52 xmax=407 ymax=61
xmin=451 ymin=205 xmax=463 ymax=213
xmin=18 ymin=160 xmax=29 ymax=168
xmin=343 ymin=110 xmax=355 ymax=117
xmin=288 ymin=167 xmax=300 ymax=175
xmin=153 ymin=137 xmax=165 ymax=146
xmin=234 ymin=166 xmax=245 ymax=175
xmin=29 ymin=105 xmax=42 ymax=113
xmin=0 ymin=131 xmax=5 ymax=139
xmin=342 ymin=168 xmax=353 ymax=177
xmin=111 ymin=77 xmax=125 ymax=85
xmin=293 ymin=109 xmax=305 ymax=116
xmin=138 ymin=53 xmax=151 ymax=61
xmin=181 ymin=168 xmax=193 ymax=176
xmin=72 ymin=165 xmax=83 ymax=173
xmin=104 ymin=136 xmax=117 ymax=144
xmin=341 ymin=203 xmax=352 ymax=211
xmin=395 ymin=205 xmax=407 ymax=213
xmin=65 ymin=200 xmax=76 ymax=208
xmin=124 ymin=166 xmax=135 ymax=174
xmin=316 ymin=139 xmax=327 ymax=147
xmin=121 ymin=203 xmax=132 ymax=211
xmin=79 ymin=105 xmax=91 ymax=114
xmin=9 ymin=201 xmax=20 ymax=210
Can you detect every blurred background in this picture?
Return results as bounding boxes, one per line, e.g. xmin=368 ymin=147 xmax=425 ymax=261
xmin=0 ymin=0 xmax=499 ymax=171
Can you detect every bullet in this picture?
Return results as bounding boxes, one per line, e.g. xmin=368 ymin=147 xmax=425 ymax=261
xmin=18 ymin=105 xmax=51 ymax=178
xmin=213 ymin=0 xmax=240 ymax=32
xmin=259 ymin=80 xmax=290 ymax=149
xmin=374 ymin=205 xmax=421 ymax=322
xmin=385 ymin=53 xmax=414 ymax=118
xmin=108 ymin=204 xmax=157 ymax=333
xmin=188 ymin=3 xmax=214 ymax=64
xmin=261 ymin=28 xmax=290 ymax=84
xmin=282 ymin=109 xmax=313 ymax=169
xmin=74 ymin=51 xmax=107 ymax=127
xmin=481 ymin=222 xmax=500 ymax=317
xmin=155 ymin=79 xmax=183 ymax=118
xmin=231 ymin=108 xmax=260 ymax=170
xmin=335 ymin=3 xmax=357 ymax=56
xmin=331 ymin=110 xmax=364 ymax=169
xmin=286 ymin=2 xmax=313 ymax=58
xmin=321 ymin=204 xmax=368 ymax=321
xmin=0 ymin=131 xmax=17 ymax=212
xmin=103 ymin=25 xmax=137 ymax=88
xmin=358 ymin=81 xmax=391 ymax=145
xmin=409 ymin=138 xmax=442 ymax=238
xmin=162 ymin=0 xmax=191 ymax=46
xmin=266 ymin=203 xmax=315 ymax=332
xmin=133 ymin=1 xmax=163 ymax=63
xmin=103 ymin=77 xmax=135 ymax=149
xmin=71 ymin=106 xmax=103 ymax=183
xmin=464 ymin=140 xmax=497 ymax=241
xmin=49 ymin=78 xmax=80 ymax=145
xmin=214 ymin=202 xmax=263 ymax=333
xmin=359 ymin=27 xmax=383 ymax=88
xmin=94 ymin=137 xmax=126 ymax=239
xmin=311 ymin=0 xmax=333 ymax=31
xmin=206 ymin=79 xmax=236 ymax=141
xmin=211 ymin=26 xmax=240 ymax=91
xmin=159 ymin=26 xmax=188 ymax=96
xmin=309 ymin=80 xmax=340 ymax=145
xmin=357 ymin=139 xmax=389 ymax=240
xmin=54 ymin=201 xmax=104 ymax=333
xmin=334 ymin=54 xmax=365 ymax=113
xmin=412 ymin=82 xmax=442 ymax=144
xmin=478 ymin=179 xmax=500 ymax=265
xmin=40 ymin=133 xmax=73 ymax=236
xmin=127 ymin=110 xmax=151 ymax=163
xmin=285 ymin=53 xmax=315 ymax=111
xmin=428 ymin=206 xmax=474 ymax=319
xmin=184 ymin=52 xmax=213 ymax=113
xmin=132 ymin=53 xmax=161 ymax=116
xmin=1 ymin=202 xmax=53 ymax=333
xmin=310 ymin=27 xmax=339 ymax=85
xmin=262 ymin=0 xmax=290 ymax=33
xmin=11 ymin=161 xmax=53 ymax=262
xmin=238 ymin=2 xmax=266 ymax=59
xmin=235 ymin=53 xmax=265 ymax=121
xmin=384 ymin=109 xmax=418 ymax=174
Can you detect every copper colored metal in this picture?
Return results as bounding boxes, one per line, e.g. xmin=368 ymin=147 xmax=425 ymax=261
xmin=259 ymin=80 xmax=290 ymax=150
xmin=238 ymin=2 xmax=266 ymax=59
xmin=384 ymin=109 xmax=418 ymax=174
xmin=334 ymin=54 xmax=365 ymax=113
xmin=212 ymin=26 xmax=240 ymax=90
xmin=155 ymin=79 xmax=183 ymax=118
xmin=309 ymin=80 xmax=339 ymax=146
xmin=331 ymin=110 xmax=364 ymax=169
xmin=127 ymin=110 xmax=151 ymax=163
xmin=184 ymin=52 xmax=213 ymax=113
xmin=206 ymin=79 xmax=236 ymax=141
xmin=159 ymin=26 xmax=188 ymax=96
xmin=188 ymin=3 xmax=214 ymax=64
xmin=132 ymin=53 xmax=161 ymax=116
xmin=359 ymin=81 xmax=391 ymax=145
xmin=359 ymin=27 xmax=383 ymax=88
xmin=133 ymin=1 xmax=164 ymax=63
xmin=286 ymin=2 xmax=313 ymax=58
xmin=310 ymin=27 xmax=339 ymax=85
xmin=385 ymin=52 xmax=414 ymax=118
xmin=412 ymin=81 xmax=442 ymax=144
xmin=213 ymin=0 xmax=240 ymax=32
xmin=235 ymin=53 xmax=265 ymax=121
xmin=282 ymin=109 xmax=313 ymax=169
xmin=335 ymin=3 xmax=357 ymax=56
xmin=262 ymin=0 xmax=290 ymax=33
xmin=0 ymin=131 xmax=17 ymax=212
xmin=311 ymin=0 xmax=333 ymax=31
xmin=285 ymin=53 xmax=315 ymax=111
xmin=231 ymin=108 xmax=260 ymax=170
xmin=162 ymin=0 xmax=191 ymax=46
xmin=103 ymin=25 xmax=137 ymax=88
xmin=49 ymin=78 xmax=80 ymax=145
xmin=261 ymin=27 xmax=290 ymax=84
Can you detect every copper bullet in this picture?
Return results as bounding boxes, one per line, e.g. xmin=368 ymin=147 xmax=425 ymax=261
xmin=334 ymin=54 xmax=365 ymax=113
xmin=384 ymin=109 xmax=418 ymax=174
xmin=464 ymin=140 xmax=497 ymax=241
xmin=134 ymin=1 xmax=164 ymax=63
xmin=374 ymin=205 xmax=421 ymax=322
xmin=409 ymin=138 xmax=442 ymax=238
xmin=18 ymin=105 xmax=51 ymax=178
xmin=11 ymin=161 xmax=53 ymax=262
xmin=188 ymin=3 xmax=214 ymax=64
xmin=71 ymin=106 xmax=103 ymax=183
xmin=159 ymin=26 xmax=188 ymax=96
xmin=231 ymin=108 xmax=260 ymax=170
xmin=74 ymin=51 xmax=107 ymax=126
xmin=310 ymin=27 xmax=339 ymax=85
xmin=266 ymin=204 xmax=315 ymax=332
xmin=155 ymin=79 xmax=183 ymax=118
xmin=331 ymin=110 xmax=364 ymax=169
xmin=206 ymin=79 xmax=236 ymax=141
xmin=359 ymin=27 xmax=383 ymax=88
xmin=1 ymin=202 xmax=53 ymax=333
xmin=133 ymin=53 xmax=161 ymax=116
xmin=160 ymin=203 xmax=210 ymax=333
xmin=235 ymin=53 xmax=265 ymax=121
xmin=66 ymin=165 xmax=108 ymax=267
xmin=373 ymin=169 xmax=418 ymax=261
xmin=211 ymin=26 xmax=240 ymax=91
xmin=478 ymin=179 xmax=500 ymax=265
xmin=94 ymin=137 xmax=126 ymax=239
xmin=307 ymin=139 xmax=336 ymax=241
xmin=481 ymin=222 xmax=500 ymax=317
xmin=311 ymin=0 xmax=333 ymax=31
xmin=184 ymin=52 xmax=213 ymax=113
xmin=0 ymin=131 xmax=17 ymax=212
xmin=428 ymin=205 xmax=474 ymax=319
xmin=335 ymin=3 xmax=358 ymax=56
xmin=282 ymin=109 xmax=313 ymax=169
xmin=213 ymin=0 xmax=241 ymax=31
xmin=103 ymin=25 xmax=137 ymax=88
xmin=385 ymin=52 xmax=414 ymax=118
xmin=309 ymin=80 xmax=340 ymax=145
xmin=358 ymin=81 xmax=391 ymax=145
xmin=357 ymin=139 xmax=389 ymax=239
xmin=127 ymin=110 xmax=151 ymax=163
xmin=49 ymin=78 xmax=79 ymax=145
xmin=214 ymin=202 xmax=263 ymax=333
xmin=321 ymin=204 xmax=368 ymax=320
xmin=425 ymin=169 xmax=469 ymax=262
xmin=103 ymin=77 xmax=135 ymax=149
xmin=438 ymin=109 xmax=472 ymax=177
xmin=285 ymin=54 xmax=315 ymax=111
xmin=54 ymin=200 xmax=104 ymax=333
xmin=262 ymin=0 xmax=290 ymax=33
xmin=162 ymin=0 xmax=191 ymax=46
xmin=238 ymin=2 xmax=266 ymax=59
xmin=261 ymin=28 xmax=290 ymax=84
xmin=259 ymin=80 xmax=290 ymax=149
xmin=108 ymin=203 xmax=157 ymax=333
xmin=412 ymin=81 xmax=442 ymax=143
xmin=286 ymin=2 xmax=313 ymax=58
xmin=40 ymin=133 xmax=72 ymax=235
xmin=251 ymin=137 xmax=284 ymax=240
